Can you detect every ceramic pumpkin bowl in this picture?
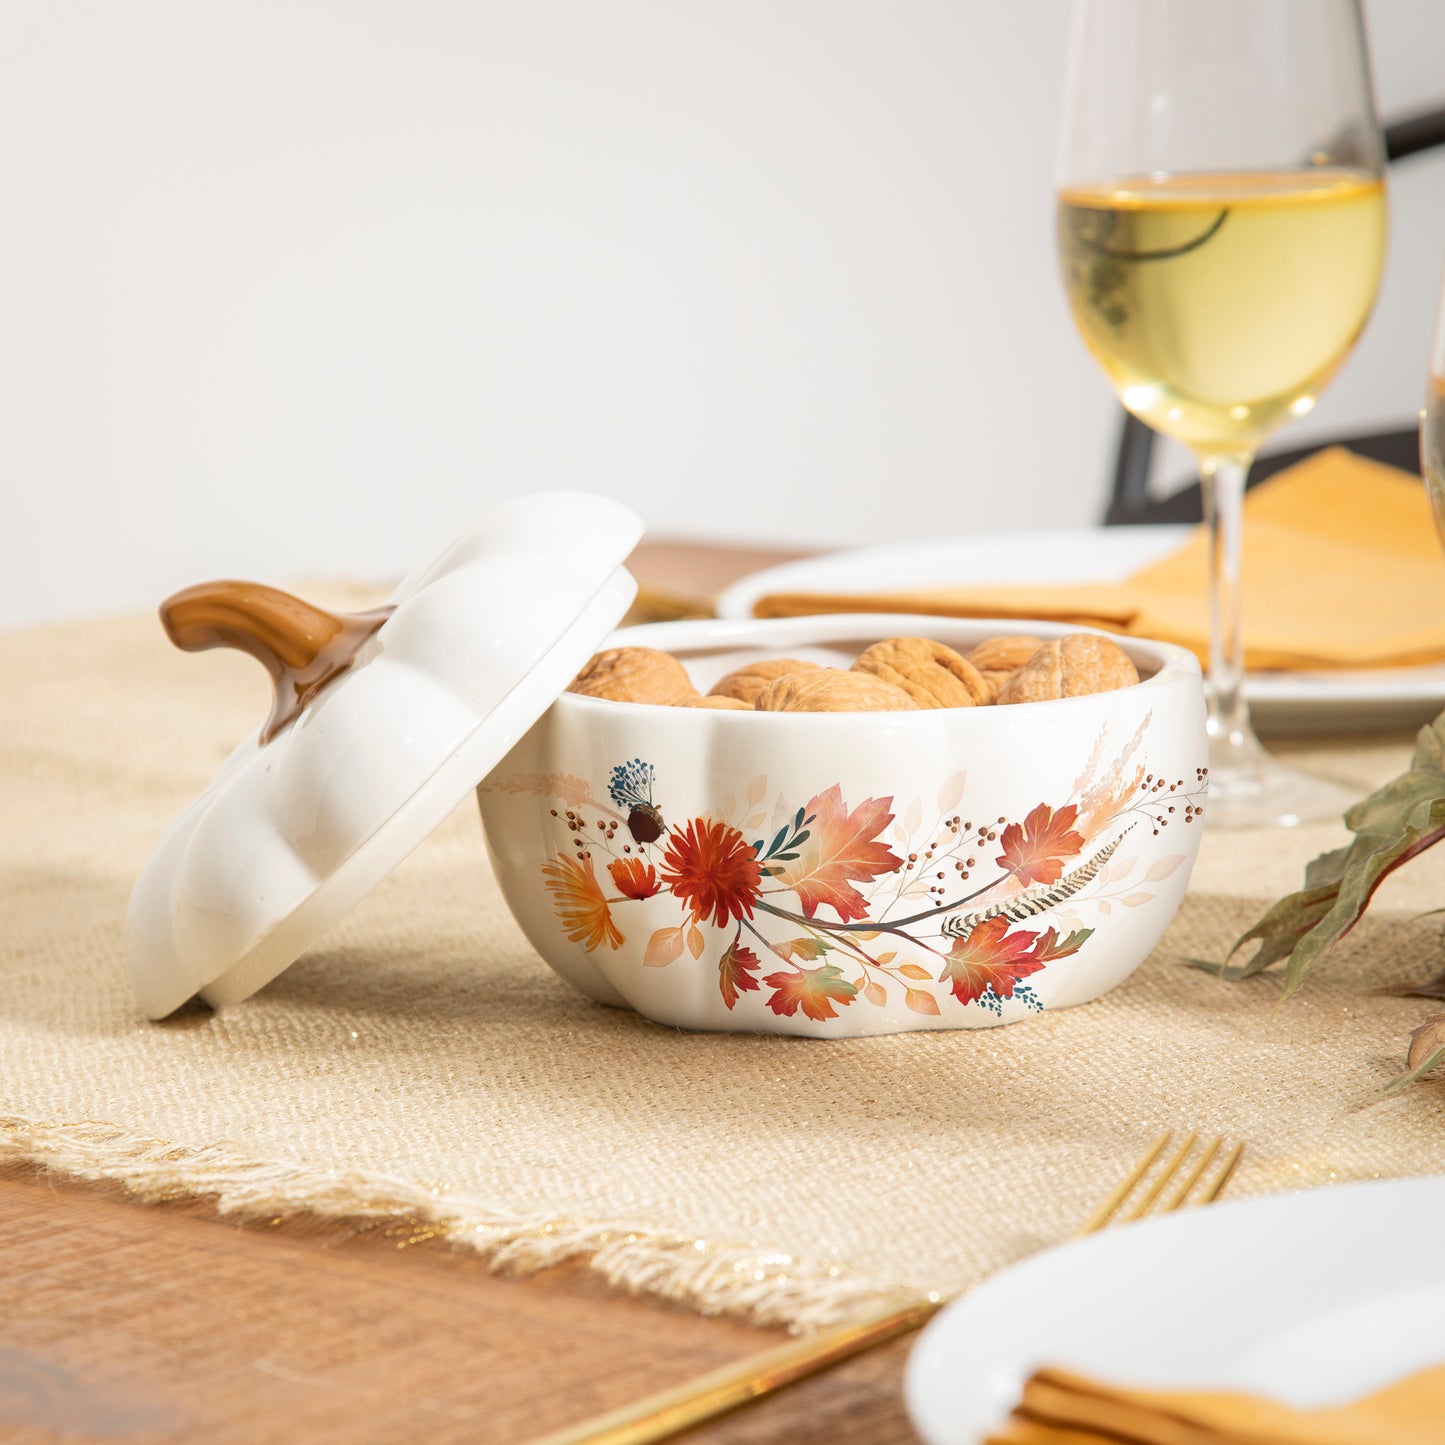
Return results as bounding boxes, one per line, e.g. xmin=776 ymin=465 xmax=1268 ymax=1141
xmin=478 ymin=615 xmax=1208 ymax=1038
xmin=126 ymin=494 xmax=1207 ymax=1036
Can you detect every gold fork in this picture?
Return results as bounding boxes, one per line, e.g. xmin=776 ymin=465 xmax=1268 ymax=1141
xmin=528 ymin=1133 xmax=1243 ymax=1445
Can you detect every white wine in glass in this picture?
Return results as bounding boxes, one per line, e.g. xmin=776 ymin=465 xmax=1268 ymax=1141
xmin=1058 ymin=1 xmax=1388 ymax=828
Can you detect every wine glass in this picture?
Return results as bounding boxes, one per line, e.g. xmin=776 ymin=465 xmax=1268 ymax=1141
xmin=1425 ymin=270 xmax=1445 ymax=544
xmin=1057 ymin=0 xmax=1388 ymax=828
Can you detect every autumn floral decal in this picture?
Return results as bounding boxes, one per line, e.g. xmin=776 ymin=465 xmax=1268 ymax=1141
xmin=488 ymin=719 xmax=1205 ymax=1023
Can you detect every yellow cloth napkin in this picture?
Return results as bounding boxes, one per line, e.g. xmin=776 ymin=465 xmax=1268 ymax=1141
xmin=986 ymin=1362 xmax=1445 ymax=1444
xmin=753 ymin=449 xmax=1445 ymax=671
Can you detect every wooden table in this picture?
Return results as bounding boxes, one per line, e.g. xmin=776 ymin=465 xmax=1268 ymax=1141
xmin=0 ymin=541 xmax=920 ymax=1444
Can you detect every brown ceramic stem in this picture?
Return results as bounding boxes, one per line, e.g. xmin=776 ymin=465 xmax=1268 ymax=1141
xmin=160 ymin=581 xmax=391 ymax=743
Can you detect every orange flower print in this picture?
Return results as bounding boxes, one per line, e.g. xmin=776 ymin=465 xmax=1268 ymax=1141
xmin=661 ymin=818 xmax=763 ymax=928
xmin=608 ymin=856 xmax=661 ymax=900
xmin=542 ymin=852 xmax=623 ymax=951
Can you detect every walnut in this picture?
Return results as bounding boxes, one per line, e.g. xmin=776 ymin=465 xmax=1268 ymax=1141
xmin=996 ymin=634 xmax=1140 ymax=705
xmin=851 ymin=637 xmax=991 ymax=709
xmin=567 ymin=647 xmax=699 ymax=705
xmin=755 ymin=668 xmax=919 ymax=712
xmin=708 ymin=657 xmax=822 ymax=706
xmin=677 ymin=694 xmax=752 ymax=709
xmin=966 ymin=635 xmax=1044 ymax=674
xmin=964 ymin=636 xmax=1045 ymax=701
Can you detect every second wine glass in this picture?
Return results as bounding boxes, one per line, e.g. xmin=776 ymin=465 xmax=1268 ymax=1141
xmin=1057 ymin=0 xmax=1388 ymax=827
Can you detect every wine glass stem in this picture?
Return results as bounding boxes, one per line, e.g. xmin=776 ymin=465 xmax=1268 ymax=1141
xmin=1190 ymin=449 xmax=1359 ymax=827
xmin=1198 ymin=452 xmax=1253 ymax=748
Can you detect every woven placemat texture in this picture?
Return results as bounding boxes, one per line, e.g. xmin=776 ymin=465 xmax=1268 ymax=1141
xmin=3 ymin=609 xmax=1445 ymax=1329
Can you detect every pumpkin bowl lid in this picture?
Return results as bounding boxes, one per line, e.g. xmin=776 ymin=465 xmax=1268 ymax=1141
xmin=124 ymin=491 xmax=643 ymax=1018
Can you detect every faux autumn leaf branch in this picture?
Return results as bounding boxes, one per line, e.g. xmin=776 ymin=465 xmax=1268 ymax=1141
xmin=1212 ymin=714 xmax=1445 ymax=1089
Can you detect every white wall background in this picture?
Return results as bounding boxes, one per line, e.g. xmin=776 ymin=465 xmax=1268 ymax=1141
xmin=2 ymin=0 xmax=1443 ymax=628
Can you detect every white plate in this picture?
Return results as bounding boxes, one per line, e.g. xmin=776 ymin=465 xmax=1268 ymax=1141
xmin=717 ymin=528 xmax=1445 ymax=733
xmin=904 ymin=1175 xmax=1445 ymax=1445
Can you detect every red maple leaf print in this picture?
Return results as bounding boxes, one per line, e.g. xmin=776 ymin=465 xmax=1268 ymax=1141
xmin=718 ymin=941 xmax=763 ymax=1009
xmin=939 ymin=915 xmax=1045 ymax=1006
xmin=996 ymin=803 xmax=1085 ymax=886
xmin=774 ymin=786 xmax=902 ymax=923
xmin=762 ymin=961 xmax=858 ymax=1022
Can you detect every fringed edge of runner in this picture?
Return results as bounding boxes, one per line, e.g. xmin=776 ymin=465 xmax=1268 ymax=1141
xmin=0 ymin=1115 xmax=928 ymax=1332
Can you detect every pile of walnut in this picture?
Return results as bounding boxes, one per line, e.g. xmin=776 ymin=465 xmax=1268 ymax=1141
xmin=567 ymin=633 xmax=1139 ymax=711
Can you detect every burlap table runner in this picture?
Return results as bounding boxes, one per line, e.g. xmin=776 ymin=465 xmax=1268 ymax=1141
xmin=3 ymin=608 xmax=1444 ymax=1330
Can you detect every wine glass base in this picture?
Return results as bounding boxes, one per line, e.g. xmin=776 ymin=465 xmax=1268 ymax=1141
xmin=1204 ymin=730 xmax=1357 ymax=829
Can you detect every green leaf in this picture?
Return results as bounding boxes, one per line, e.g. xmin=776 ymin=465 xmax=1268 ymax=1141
xmin=1304 ymin=845 xmax=1352 ymax=889
xmin=1221 ymin=713 xmax=1445 ymax=996
xmin=1383 ymin=1014 xmax=1445 ymax=1093
xmin=1384 ymin=1045 xmax=1445 ymax=1094
xmin=1281 ymin=810 xmax=1445 ymax=999
xmin=1214 ymin=883 xmax=1341 ymax=981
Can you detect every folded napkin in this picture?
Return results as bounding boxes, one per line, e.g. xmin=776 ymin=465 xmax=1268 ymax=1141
xmin=754 ymin=449 xmax=1445 ymax=671
xmin=986 ymin=1362 xmax=1445 ymax=1445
